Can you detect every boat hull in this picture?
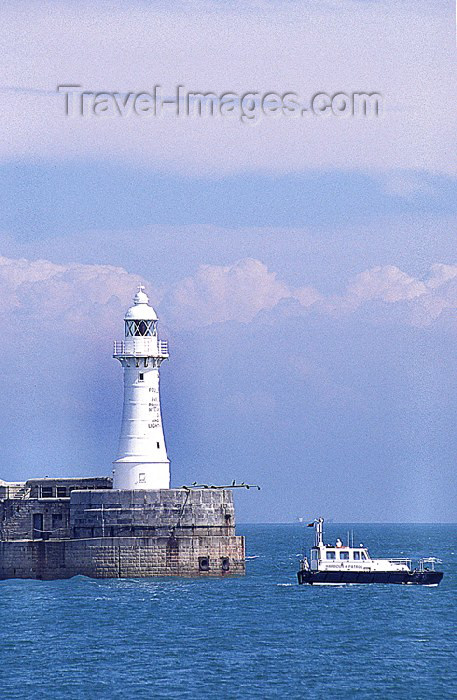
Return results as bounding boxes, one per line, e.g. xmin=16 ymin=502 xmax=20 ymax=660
xmin=297 ymin=569 xmax=443 ymax=585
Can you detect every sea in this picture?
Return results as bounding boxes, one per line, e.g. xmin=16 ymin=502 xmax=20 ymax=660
xmin=1 ymin=523 xmax=456 ymax=699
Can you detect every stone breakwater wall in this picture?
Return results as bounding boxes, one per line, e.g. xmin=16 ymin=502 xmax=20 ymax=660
xmin=0 ymin=499 xmax=71 ymax=541
xmin=0 ymin=489 xmax=245 ymax=580
xmin=70 ymin=488 xmax=237 ymax=538
xmin=0 ymin=535 xmax=245 ymax=580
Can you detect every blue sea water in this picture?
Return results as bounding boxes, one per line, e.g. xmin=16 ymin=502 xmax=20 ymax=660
xmin=1 ymin=524 xmax=456 ymax=699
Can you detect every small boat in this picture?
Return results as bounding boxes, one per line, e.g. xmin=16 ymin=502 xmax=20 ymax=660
xmin=297 ymin=518 xmax=443 ymax=586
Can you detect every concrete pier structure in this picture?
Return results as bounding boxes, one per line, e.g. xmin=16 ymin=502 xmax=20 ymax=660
xmin=0 ymin=483 xmax=245 ymax=580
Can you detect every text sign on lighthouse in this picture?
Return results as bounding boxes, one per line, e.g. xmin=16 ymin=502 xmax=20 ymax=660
xmin=112 ymin=287 xmax=170 ymax=490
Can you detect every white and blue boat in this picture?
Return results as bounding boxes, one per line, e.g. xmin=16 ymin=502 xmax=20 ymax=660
xmin=298 ymin=518 xmax=443 ymax=586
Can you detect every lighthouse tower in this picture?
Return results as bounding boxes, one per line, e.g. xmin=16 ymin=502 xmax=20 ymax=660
xmin=112 ymin=287 xmax=170 ymax=490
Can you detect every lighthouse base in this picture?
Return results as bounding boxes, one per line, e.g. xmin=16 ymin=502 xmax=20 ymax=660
xmin=112 ymin=460 xmax=170 ymax=490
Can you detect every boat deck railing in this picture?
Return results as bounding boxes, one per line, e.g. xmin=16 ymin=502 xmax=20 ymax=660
xmin=418 ymin=557 xmax=442 ymax=572
xmin=386 ymin=558 xmax=412 ymax=567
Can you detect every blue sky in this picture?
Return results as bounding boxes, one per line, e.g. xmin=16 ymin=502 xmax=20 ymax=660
xmin=0 ymin=0 xmax=456 ymax=521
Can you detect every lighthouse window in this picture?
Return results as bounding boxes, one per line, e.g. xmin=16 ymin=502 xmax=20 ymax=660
xmin=125 ymin=321 xmax=135 ymax=336
xmin=138 ymin=473 xmax=146 ymax=483
xmin=326 ymin=551 xmax=336 ymax=560
xmin=125 ymin=320 xmax=156 ymax=337
xmin=139 ymin=373 xmax=144 ymax=381
xmin=339 ymin=551 xmax=349 ymax=560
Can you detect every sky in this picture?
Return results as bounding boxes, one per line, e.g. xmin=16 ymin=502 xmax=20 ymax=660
xmin=0 ymin=0 xmax=456 ymax=522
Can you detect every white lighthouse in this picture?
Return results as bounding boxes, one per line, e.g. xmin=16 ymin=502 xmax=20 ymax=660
xmin=112 ymin=287 xmax=170 ymax=490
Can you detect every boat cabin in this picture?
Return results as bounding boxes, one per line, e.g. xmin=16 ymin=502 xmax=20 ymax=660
xmin=310 ymin=542 xmax=371 ymax=570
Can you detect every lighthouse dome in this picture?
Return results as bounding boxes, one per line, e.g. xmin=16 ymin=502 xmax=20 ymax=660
xmin=124 ymin=286 xmax=158 ymax=321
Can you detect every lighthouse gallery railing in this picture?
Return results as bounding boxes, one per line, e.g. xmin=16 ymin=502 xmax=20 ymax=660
xmin=113 ymin=339 xmax=169 ymax=357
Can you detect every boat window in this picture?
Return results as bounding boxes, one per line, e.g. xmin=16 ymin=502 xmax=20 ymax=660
xmin=361 ymin=552 xmax=367 ymax=560
xmin=339 ymin=551 xmax=349 ymax=560
xmin=326 ymin=551 xmax=336 ymax=560
xmin=353 ymin=551 xmax=360 ymax=560
xmin=311 ymin=550 xmax=318 ymax=560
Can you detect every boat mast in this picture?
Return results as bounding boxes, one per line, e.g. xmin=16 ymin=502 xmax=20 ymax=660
xmin=315 ymin=517 xmax=324 ymax=547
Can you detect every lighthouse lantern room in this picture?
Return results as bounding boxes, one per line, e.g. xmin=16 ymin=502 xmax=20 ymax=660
xmin=112 ymin=287 xmax=170 ymax=489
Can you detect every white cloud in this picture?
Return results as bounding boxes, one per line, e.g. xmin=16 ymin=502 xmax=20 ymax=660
xmin=0 ymin=255 xmax=158 ymax=340
xmin=0 ymin=254 xmax=456 ymax=338
xmin=425 ymin=264 xmax=457 ymax=290
xmin=293 ymin=285 xmax=322 ymax=308
xmin=0 ymin=255 xmax=311 ymax=339
xmin=326 ymin=264 xmax=457 ymax=327
xmin=345 ymin=265 xmax=427 ymax=306
xmin=161 ymin=258 xmax=293 ymax=326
